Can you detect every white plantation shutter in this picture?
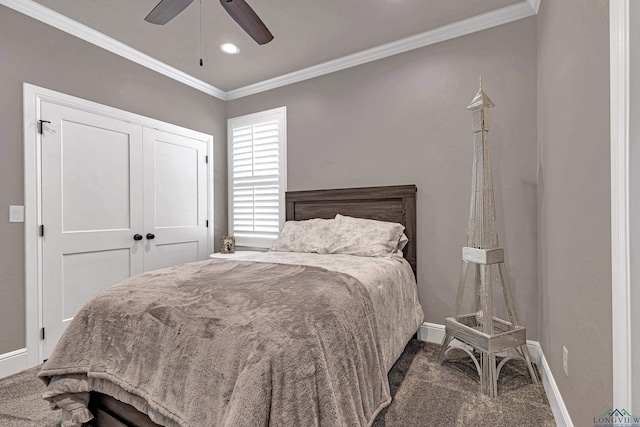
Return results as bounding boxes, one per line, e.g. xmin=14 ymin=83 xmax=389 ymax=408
xmin=228 ymin=107 xmax=286 ymax=248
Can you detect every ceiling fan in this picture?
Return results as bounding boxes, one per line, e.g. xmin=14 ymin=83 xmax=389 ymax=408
xmin=145 ymin=0 xmax=274 ymax=45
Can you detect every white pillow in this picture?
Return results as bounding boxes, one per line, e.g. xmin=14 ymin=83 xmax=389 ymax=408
xmin=327 ymin=214 xmax=405 ymax=257
xmin=396 ymin=233 xmax=409 ymax=253
xmin=270 ymin=218 xmax=335 ymax=253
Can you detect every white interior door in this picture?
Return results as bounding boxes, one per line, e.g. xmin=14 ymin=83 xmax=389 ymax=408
xmin=41 ymin=101 xmax=144 ymax=359
xmin=142 ymin=128 xmax=209 ymax=271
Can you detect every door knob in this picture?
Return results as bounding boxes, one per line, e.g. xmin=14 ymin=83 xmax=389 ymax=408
xmin=133 ymin=234 xmax=143 ymax=241
xmin=146 ymin=233 xmax=155 ymax=240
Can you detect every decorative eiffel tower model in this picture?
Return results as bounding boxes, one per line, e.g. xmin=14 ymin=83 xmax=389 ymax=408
xmin=438 ymin=78 xmax=539 ymax=397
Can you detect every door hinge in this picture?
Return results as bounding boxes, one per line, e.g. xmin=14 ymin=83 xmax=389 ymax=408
xmin=206 ymin=220 xmax=209 ymax=228
xmin=41 ymin=327 xmax=45 ymax=340
xmin=38 ymin=120 xmax=51 ymax=135
xmin=39 ymin=225 xmax=44 ymax=237
xmin=205 ymin=155 xmax=209 ymax=164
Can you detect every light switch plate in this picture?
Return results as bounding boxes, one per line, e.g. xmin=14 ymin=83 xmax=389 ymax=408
xmin=9 ymin=205 xmax=24 ymax=223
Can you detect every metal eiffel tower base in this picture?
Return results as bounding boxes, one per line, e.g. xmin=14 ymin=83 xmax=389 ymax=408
xmin=437 ymin=247 xmax=539 ymax=398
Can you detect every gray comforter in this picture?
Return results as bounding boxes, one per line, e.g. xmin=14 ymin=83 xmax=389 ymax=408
xmin=39 ymin=259 xmax=392 ymax=427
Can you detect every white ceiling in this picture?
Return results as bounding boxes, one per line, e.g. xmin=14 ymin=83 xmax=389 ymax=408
xmin=12 ymin=0 xmax=537 ymax=99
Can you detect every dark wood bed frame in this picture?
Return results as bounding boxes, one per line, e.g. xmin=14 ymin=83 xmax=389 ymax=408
xmin=87 ymin=184 xmax=418 ymax=426
xmin=285 ymin=184 xmax=417 ymax=274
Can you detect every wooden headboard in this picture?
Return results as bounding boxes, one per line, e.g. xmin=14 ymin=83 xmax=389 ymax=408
xmin=285 ymin=185 xmax=417 ymax=273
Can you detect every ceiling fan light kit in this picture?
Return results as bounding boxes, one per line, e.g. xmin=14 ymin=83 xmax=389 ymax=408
xmin=145 ymin=0 xmax=273 ymax=45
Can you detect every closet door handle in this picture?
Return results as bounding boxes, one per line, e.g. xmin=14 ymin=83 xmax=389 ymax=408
xmin=146 ymin=233 xmax=155 ymax=240
xmin=133 ymin=234 xmax=143 ymax=241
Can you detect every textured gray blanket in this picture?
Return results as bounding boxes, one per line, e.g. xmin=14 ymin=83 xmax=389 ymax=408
xmin=39 ymin=259 xmax=391 ymax=427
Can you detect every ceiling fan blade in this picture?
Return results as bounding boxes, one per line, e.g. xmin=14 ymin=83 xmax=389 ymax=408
xmin=145 ymin=0 xmax=195 ymax=25
xmin=219 ymin=0 xmax=274 ymax=45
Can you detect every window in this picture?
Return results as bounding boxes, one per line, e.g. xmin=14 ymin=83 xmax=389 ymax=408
xmin=227 ymin=107 xmax=287 ymax=249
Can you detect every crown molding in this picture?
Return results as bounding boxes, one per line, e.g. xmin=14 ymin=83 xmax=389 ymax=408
xmin=0 ymin=0 xmax=227 ymax=100
xmin=2 ymin=0 xmax=539 ymax=101
xmin=226 ymin=0 xmax=539 ymax=100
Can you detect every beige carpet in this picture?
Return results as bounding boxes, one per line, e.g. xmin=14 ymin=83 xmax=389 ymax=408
xmin=0 ymin=364 xmax=58 ymax=427
xmin=0 ymin=340 xmax=555 ymax=427
xmin=372 ymin=340 xmax=555 ymax=426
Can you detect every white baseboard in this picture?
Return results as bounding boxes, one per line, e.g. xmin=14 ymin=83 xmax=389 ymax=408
xmin=0 ymin=348 xmax=29 ymax=379
xmin=532 ymin=342 xmax=574 ymax=427
xmin=418 ymin=322 xmax=573 ymax=427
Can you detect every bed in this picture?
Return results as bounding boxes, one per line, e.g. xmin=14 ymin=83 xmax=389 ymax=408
xmin=39 ymin=184 xmax=423 ymax=427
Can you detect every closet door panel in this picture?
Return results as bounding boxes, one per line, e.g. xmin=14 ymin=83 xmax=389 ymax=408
xmin=143 ymin=128 xmax=209 ymax=272
xmin=41 ymin=101 xmax=144 ymax=359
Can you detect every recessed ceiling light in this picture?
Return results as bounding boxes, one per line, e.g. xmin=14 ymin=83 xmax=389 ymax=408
xmin=220 ymin=43 xmax=240 ymax=55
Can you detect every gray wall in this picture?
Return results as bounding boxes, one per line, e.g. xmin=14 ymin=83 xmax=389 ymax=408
xmin=0 ymin=5 xmax=227 ymax=354
xmin=537 ymin=0 xmax=613 ymax=424
xmin=1 ymin=4 xmax=618 ymax=421
xmin=227 ymin=18 xmax=539 ymax=339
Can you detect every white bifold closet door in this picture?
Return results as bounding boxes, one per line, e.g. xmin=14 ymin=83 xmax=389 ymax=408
xmin=41 ymin=101 xmax=208 ymax=359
